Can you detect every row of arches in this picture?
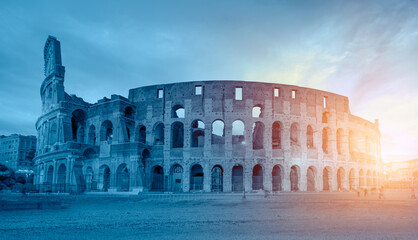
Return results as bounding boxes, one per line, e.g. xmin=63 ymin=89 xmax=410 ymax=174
xmin=64 ymin=108 xmax=375 ymax=158
xmin=85 ymin=163 xmax=381 ymax=193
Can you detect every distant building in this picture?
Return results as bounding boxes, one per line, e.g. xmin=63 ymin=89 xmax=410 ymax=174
xmin=0 ymin=134 xmax=37 ymax=171
xmin=384 ymin=159 xmax=418 ymax=182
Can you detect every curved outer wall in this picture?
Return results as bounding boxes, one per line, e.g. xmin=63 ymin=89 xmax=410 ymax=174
xmin=34 ymin=36 xmax=383 ymax=193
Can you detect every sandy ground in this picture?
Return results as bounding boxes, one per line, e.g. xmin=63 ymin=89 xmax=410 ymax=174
xmin=0 ymin=191 xmax=417 ymax=240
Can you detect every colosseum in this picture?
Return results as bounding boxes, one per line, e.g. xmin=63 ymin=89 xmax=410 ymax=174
xmin=34 ymin=36 xmax=383 ymax=193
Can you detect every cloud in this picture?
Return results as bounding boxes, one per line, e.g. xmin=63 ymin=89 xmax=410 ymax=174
xmin=0 ymin=0 xmax=417 ymax=161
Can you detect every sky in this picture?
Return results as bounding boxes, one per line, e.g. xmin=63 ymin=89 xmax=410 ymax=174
xmin=0 ymin=0 xmax=417 ymax=162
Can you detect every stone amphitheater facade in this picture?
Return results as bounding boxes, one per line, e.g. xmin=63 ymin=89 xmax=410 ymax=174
xmin=34 ymin=36 xmax=383 ymax=193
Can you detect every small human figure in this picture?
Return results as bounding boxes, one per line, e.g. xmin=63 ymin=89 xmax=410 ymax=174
xmin=364 ymin=188 xmax=368 ymax=197
xmin=378 ymin=186 xmax=384 ymax=199
xmin=411 ymin=187 xmax=416 ymax=199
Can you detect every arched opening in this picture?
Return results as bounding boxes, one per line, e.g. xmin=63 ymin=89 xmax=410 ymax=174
xmin=307 ymin=125 xmax=314 ymax=149
xmin=57 ymin=164 xmax=66 ymax=192
xmin=307 ymin=166 xmax=316 ymax=191
xmin=49 ymin=123 xmax=57 ymax=145
xmin=337 ymin=167 xmax=345 ymax=191
xmin=151 ymin=165 xmax=164 ymax=191
xmin=71 ymin=109 xmax=86 ymax=142
xmin=171 ymin=122 xmax=184 ymax=148
xmin=232 ymin=165 xmax=244 ymax=192
xmin=116 ymin=164 xmax=129 ymax=192
xmin=138 ymin=125 xmax=146 ymax=144
xmin=170 ymin=164 xmax=183 ymax=192
xmin=337 ymin=129 xmax=343 ymax=154
xmin=272 ymin=121 xmax=281 ymax=149
xmin=211 ymin=120 xmax=225 ymax=145
xmin=153 ymin=123 xmax=164 ymax=145
xmin=124 ymin=106 xmax=134 ymax=119
xmin=367 ymin=170 xmax=372 ymax=188
xmin=99 ymin=165 xmax=111 ymax=191
xmin=290 ymin=123 xmax=299 ymax=146
xmin=252 ymin=164 xmax=263 ymax=190
xmin=232 ymin=120 xmax=245 ymax=145
xmin=191 ymin=120 xmax=205 ymax=147
xmin=322 ymin=112 xmax=329 ymax=123
xmin=349 ymin=130 xmax=355 ymax=153
xmin=252 ymin=122 xmax=264 ymax=150
xmin=46 ymin=165 xmax=53 ymax=185
xmin=85 ymin=167 xmax=94 ymax=191
xmin=100 ymin=120 xmax=113 ymax=142
xmin=252 ymin=105 xmax=263 ymax=118
xmin=349 ymin=168 xmax=355 ymax=190
xmin=172 ymin=105 xmax=185 ymax=118
xmin=272 ymin=165 xmax=283 ymax=191
xmin=290 ymin=166 xmax=299 ymax=191
xmin=359 ymin=169 xmax=365 ymax=188
xmin=82 ymin=148 xmax=97 ymax=159
xmin=88 ymin=125 xmax=96 ymax=145
xmin=211 ymin=165 xmax=223 ymax=192
xmin=190 ymin=164 xmax=204 ymax=191
xmin=323 ymin=167 xmax=330 ymax=191
xmin=322 ymin=128 xmax=329 ymax=154
xmin=373 ymin=171 xmax=377 ymax=188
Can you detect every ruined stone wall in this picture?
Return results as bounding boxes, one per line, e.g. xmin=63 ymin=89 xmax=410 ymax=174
xmin=33 ymin=37 xmax=382 ymax=194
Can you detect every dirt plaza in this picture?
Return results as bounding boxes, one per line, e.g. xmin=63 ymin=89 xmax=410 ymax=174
xmin=0 ymin=191 xmax=416 ymax=240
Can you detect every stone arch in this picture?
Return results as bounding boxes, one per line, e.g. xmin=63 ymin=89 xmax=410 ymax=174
xmin=252 ymin=121 xmax=264 ymax=150
xmin=57 ymin=163 xmax=67 ymax=192
xmin=366 ymin=170 xmax=372 ymax=188
xmin=212 ymin=120 xmax=225 ymax=145
xmin=172 ymin=104 xmax=185 ymax=118
xmin=170 ymin=164 xmax=183 ymax=192
xmin=88 ymin=125 xmax=96 ymax=145
xmin=190 ymin=164 xmax=204 ymax=191
xmin=211 ymin=165 xmax=223 ymax=192
xmin=191 ymin=120 xmax=205 ymax=148
xmin=322 ymin=112 xmax=330 ymax=123
xmin=290 ymin=123 xmax=299 ymax=145
xmin=337 ymin=167 xmax=345 ymax=191
xmin=49 ymin=122 xmax=57 ymax=145
xmin=124 ymin=106 xmax=134 ymax=119
xmin=349 ymin=168 xmax=355 ymax=190
xmin=82 ymin=148 xmax=97 ymax=160
xmin=138 ymin=125 xmax=146 ymax=144
xmin=232 ymin=120 xmax=245 ymax=145
xmin=232 ymin=165 xmax=244 ymax=192
xmin=71 ymin=109 xmax=86 ymax=142
xmin=322 ymin=127 xmax=330 ymax=154
xmin=85 ymin=167 xmax=94 ymax=191
xmin=307 ymin=166 xmax=317 ymax=191
xmin=272 ymin=121 xmax=282 ymax=149
xmin=116 ymin=163 xmax=129 ymax=192
xmin=359 ymin=169 xmax=365 ymax=188
xmin=272 ymin=165 xmax=283 ymax=191
xmin=306 ymin=125 xmax=314 ymax=149
xmin=99 ymin=164 xmax=111 ymax=191
xmin=290 ymin=165 xmax=300 ymax=191
xmin=171 ymin=122 xmax=184 ymax=148
xmin=151 ymin=165 xmax=164 ymax=191
xmin=337 ymin=128 xmax=343 ymax=154
xmin=373 ymin=171 xmax=377 ymax=188
xmin=252 ymin=104 xmax=263 ymax=118
xmin=252 ymin=164 xmax=263 ymax=190
xmin=153 ymin=122 xmax=164 ymax=145
xmin=100 ymin=120 xmax=113 ymax=142
xmin=46 ymin=165 xmax=53 ymax=184
xmin=323 ymin=167 xmax=331 ymax=191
